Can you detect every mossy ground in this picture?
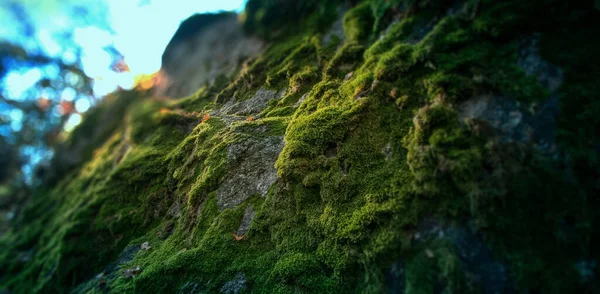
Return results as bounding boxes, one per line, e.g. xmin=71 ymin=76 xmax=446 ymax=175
xmin=1 ymin=0 xmax=599 ymax=293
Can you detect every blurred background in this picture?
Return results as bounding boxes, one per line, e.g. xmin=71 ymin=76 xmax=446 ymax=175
xmin=0 ymin=0 xmax=246 ymax=230
xmin=0 ymin=0 xmax=246 ymax=184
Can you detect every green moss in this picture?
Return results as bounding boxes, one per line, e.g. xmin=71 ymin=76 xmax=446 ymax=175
xmin=404 ymin=241 xmax=474 ymax=294
xmin=323 ymin=42 xmax=364 ymax=78
xmin=2 ymin=1 xmax=600 ymax=293
xmin=342 ymin=1 xmax=374 ymax=43
xmin=266 ymin=39 xmax=319 ymax=88
xmin=243 ymin=0 xmax=341 ymax=40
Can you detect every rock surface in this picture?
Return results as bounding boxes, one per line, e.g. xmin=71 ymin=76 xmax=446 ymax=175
xmin=154 ymin=14 xmax=264 ymax=98
xmin=219 ymin=88 xmax=287 ymax=116
xmin=217 ymin=136 xmax=284 ymax=210
xmin=236 ymin=205 xmax=256 ymax=236
xmin=220 ymin=273 xmax=246 ymax=294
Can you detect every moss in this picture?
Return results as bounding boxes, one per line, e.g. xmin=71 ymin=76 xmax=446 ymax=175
xmin=243 ymin=0 xmax=341 ymax=40
xmin=270 ymin=252 xmax=333 ymax=288
xmin=404 ymin=241 xmax=474 ymax=294
xmin=2 ymin=1 xmax=600 ymax=293
xmin=288 ymin=65 xmax=319 ymax=94
xmin=342 ymin=1 xmax=374 ymax=43
xmin=265 ymin=39 xmax=319 ymax=88
xmin=323 ymin=42 xmax=364 ymax=79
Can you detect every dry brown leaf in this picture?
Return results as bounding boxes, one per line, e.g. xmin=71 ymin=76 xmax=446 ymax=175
xmin=232 ymin=232 xmax=247 ymax=241
xmin=59 ymin=101 xmax=74 ymax=115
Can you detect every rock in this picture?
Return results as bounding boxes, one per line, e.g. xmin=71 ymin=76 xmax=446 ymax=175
xmin=178 ymin=281 xmax=203 ymax=294
xmin=71 ymin=244 xmax=143 ymax=292
xmin=167 ymin=200 xmax=183 ymax=218
xmin=236 ymin=205 xmax=256 ymax=236
xmin=220 ymin=273 xmax=246 ymax=294
xmin=518 ymin=36 xmax=564 ymax=93
xmin=459 ymin=93 xmax=560 ymax=156
xmin=344 ymin=71 xmax=354 ymax=81
xmin=113 ymin=140 xmax=131 ymax=168
xmin=322 ymin=8 xmax=346 ymax=46
xmin=382 ymin=142 xmax=392 ymax=160
xmin=217 ymin=136 xmax=285 ymax=210
xmin=155 ymin=14 xmax=264 ymax=98
xmin=387 ymin=218 xmax=514 ymax=294
xmin=384 ymin=261 xmax=405 ymax=294
xmin=123 ymin=266 xmax=141 ymax=279
xmin=157 ymin=220 xmax=176 ymax=240
xmin=220 ymin=88 xmax=287 ymax=116
xmin=459 ymin=36 xmax=563 ymax=155
xmin=294 ymin=93 xmax=309 ymax=107
xmin=431 ymin=219 xmax=513 ymax=293
xmin=141 ymin=241 xmax=151 ymax=250
xmin=105 ymin=245 xmax=141 ymax=276
xmin=459 ymin=94 xmax=530 ymax=142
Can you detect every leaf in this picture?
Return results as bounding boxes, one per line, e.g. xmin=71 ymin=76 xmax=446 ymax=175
xmin=59 ymin=101 xmax=74 ymax=115
xmin=232 ymin=232 xmax=247 ymax=241
xmin=247 ymin=116 xmax=253 ymax=122
xmin=202 ymin=114 xmax=211 ymax=122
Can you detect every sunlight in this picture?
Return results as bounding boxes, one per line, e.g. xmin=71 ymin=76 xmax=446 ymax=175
xmin=3 ymin=69 xmax=42 ymax=100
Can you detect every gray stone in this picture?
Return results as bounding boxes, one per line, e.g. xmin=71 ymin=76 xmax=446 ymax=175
xmin=103 ymin=245 xmax=141 ymax=276
xmin=517 ymin=36 xmax=564 ymax=93
xmin=385 ymin=261 xmax=405 ymax=294
xmin=220 ymin=273 xmax=246 ymax=294
xmin=178 ymin=281 xmax=203 ymax=294
xmin=112 ymin=141 xmax=131 ymax=168
xmin=386 ymin=218 xmax=514 ymax=294
xmin=322 ymin=8 xmax=346 ymax=46
xmin=382 ymin=142 xmax=393 ymax=160
xmin=155 ymin=15 xmax=264 ymax=98
xmin=208 ymin=112 xmax=246 ymax=126
xmin=236 ymin=205 xmax=256 ymax=236
xmin=72 ymin=244 xmax=143 ymax=292
xmin=459 ymin=94 xmax=530 ymax=142
xmin=459 ymin=36 xmax=563 ymax=155
xmin=167 ymin=200 xmax=182 ymax=218
xmin=220 ymin=88 xmax=287 ymax=116
xmin=295 ymin=93 xmax=309 ymax=107
xmin=217 ymin=136 xmax=284 ymax=210
xmin=459 ymin=93 xmax=561 ymax=155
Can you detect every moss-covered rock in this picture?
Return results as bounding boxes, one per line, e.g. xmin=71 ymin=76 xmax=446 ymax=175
xmin=2 ymin=0 xmax=600 ymax=293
